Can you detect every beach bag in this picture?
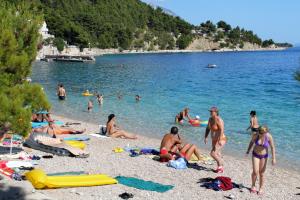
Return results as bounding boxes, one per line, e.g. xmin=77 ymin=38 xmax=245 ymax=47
xmin=167 ymin=157 xmax=187 ymax=169
xmin=99 ymin=125 xmax=107 ymax=135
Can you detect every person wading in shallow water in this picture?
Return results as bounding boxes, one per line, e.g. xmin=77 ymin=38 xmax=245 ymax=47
xmin=57 ymin=84 xmax=66 ymax=100
xmin=247 ymin=110 xmax=259 ymax=135
xmin=204 ymin=107 xmax=227 ymax=173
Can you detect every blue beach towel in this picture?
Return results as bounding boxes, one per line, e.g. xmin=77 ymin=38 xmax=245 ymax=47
xmin=63 ymin=136 xmax=90 ymax=141
xmin=31 ymin=121 xmax=64 ymax=128
xmin=115 ymin=176 xmax=174 ymax=193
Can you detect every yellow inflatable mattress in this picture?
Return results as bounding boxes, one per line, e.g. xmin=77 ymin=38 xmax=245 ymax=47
xmin=26 ymin=169 xmax=117 ymax=189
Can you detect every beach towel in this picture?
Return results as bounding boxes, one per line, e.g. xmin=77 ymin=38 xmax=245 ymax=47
xmin=31 ymin=121 xmax=64 ymax=128
xmin=89 ymin=133 xmax=109 ymax=139
xmin=115 ymin=176 xmax=174 ymax=193
xmin=63 ymin=136 xmax=90 ymax=141
xmin=200 ymin=176 xmax=234 ymax=191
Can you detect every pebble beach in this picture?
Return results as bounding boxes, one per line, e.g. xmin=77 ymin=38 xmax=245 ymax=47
xmin=1 ymin=114 xmax=300 ymax=200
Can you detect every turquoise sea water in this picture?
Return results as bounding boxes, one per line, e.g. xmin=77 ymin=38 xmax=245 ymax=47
xmin=32 ymin=48 xmax=300 ymax=170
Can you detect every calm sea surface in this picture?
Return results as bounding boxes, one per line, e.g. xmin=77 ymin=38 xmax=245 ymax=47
xmin=32 ymin=48 xmax=300 ymax=170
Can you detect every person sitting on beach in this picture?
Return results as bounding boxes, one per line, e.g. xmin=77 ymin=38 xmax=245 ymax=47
xmin=33 ymin=121 xmax=86 ymax=136
xmin=246 ymin=110 xmax=259 ymax=135
xmin=160 ymin=126 xmax=202 ymax=162
xmin=57 ymin=84 xmax=66 ymax=100
xmin=246 ymin=125 xmax=276 ymax=195
xmin=175 ymin=108 xmax=191 ymax=124
xmin=204 ymin=107 xmax=227 ymax=173
xmin=31 ymin=112 xmax=53 ymax=123
xmin=106 ymin=114 xmax=137 ymax=139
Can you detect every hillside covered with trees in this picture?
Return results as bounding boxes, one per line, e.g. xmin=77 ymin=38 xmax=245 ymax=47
xmin=39 ymin=0 xmax=193 ymax=50
xmin=38 ymin=0 xmax=291 ymax=51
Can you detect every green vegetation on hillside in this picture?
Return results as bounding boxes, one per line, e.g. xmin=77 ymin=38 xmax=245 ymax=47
xmin=39 ymin=0 xmax=193 ymax=50
xmin=0 ymin=0 xmax=50 ymax=136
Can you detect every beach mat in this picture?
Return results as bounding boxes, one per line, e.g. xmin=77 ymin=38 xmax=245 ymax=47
xmin=0 ymin=146 xmax=23 ymax=154
xmin=31 ymin=121 xmax=64 ymax=128
xmin=89 ymin=134 xmax=110 ymax=139
xmin=63 ymin=136 xmax=90 ymax=141
xmin=115 ymin=176 xmax=174 ymax=193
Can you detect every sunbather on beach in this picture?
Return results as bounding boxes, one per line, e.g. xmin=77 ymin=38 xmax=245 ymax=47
xmin=175 ymin=107 xmax=191 ymax=124
xmin=246 ymin=110 xmax=259 ymax=135
xmin=33 ymin=121 xmax=85 ymax=136
xmin=204 ymin=107 xmax=226 ymax=173
xmin=31 ymin=113 xmax=53 ymax=123
xmin=106 ymin=114 xmax=137 ymax=139
xmin=246 ymin=125 xmax=276 ymax=195
xmin=160 ymin=126 xmax=201 ymax=162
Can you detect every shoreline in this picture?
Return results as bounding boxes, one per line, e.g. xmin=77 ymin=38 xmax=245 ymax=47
xmin=37 ymin=46 xmax=288 ymax=59
xmin=86 ymin=47 xmax=288 ymax=56
xmin=52 ymin=113 xmax=300 ymax=174
xmin=2 ymin=114 xmax=300 ymax=200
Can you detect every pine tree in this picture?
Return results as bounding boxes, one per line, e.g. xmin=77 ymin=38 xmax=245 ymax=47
xmin=0 ymin=0 xmax=50 ymax=137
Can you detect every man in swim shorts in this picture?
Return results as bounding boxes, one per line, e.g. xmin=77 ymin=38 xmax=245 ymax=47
xmin=57 ymin=84 xmax=66 ymax=100
xmin=159 ymin=127 xmax=182 ymax=162
xmin=204 ymin=107 xmax=226 ymax=173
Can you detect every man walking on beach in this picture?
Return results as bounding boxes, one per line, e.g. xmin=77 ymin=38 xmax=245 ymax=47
xmin=204 ymin=107 xmax=227 ymax=173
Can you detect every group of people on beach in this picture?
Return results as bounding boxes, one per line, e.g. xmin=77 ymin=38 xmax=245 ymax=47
xmin=54 ymin=84 xmax=276 ymax=195
xmin=174 ymin=107 xmax=276 ymax=195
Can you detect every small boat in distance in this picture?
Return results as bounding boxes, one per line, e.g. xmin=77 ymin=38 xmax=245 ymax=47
xmin=207 ymin=64 xmax=217 ymax=68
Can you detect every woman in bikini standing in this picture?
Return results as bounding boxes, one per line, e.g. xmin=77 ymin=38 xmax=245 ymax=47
xmin=106 ymin=114 xmax=137 ymax=139
xmin=204 ymin=107 xmax=227 ymax=173
xmin=247 ymin=110 xmax=259 ymax=135
xmin=246 ymin=125 xmax=276 ymax=195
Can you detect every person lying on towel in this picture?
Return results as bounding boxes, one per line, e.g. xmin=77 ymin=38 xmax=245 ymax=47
xmin=33 ymin=121 xmax=85 ymax=136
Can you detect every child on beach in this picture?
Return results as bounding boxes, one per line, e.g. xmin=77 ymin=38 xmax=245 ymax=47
xmin=88 ymin=100 xmax=93 ymax=112
xmin=246 ymin=125 xmax=276 ymax=195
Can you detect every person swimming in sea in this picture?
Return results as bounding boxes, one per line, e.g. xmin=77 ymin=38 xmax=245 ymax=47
xmin=175 ymin=107 xmax=191 ymax=124
xmin=246 ymin=125 xmax=276 ymax=195
xmin=247 ymin=110 xmax=259 ymax=135
xmin=96 ymin=94 xmax=103 ymax=105
xmin=88 ymin=99 xmax=93 ymax=112
xmin=135 ymin=94 xmax=141 ymax=102
xmin=106 ymin=114 xmax=137 ymax=139
xmin=204 ymin=107 xmax=226 ymax=173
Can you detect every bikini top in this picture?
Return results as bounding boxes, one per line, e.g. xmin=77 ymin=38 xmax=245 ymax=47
xmin=255 ymin=134 xmax=269 ymax=148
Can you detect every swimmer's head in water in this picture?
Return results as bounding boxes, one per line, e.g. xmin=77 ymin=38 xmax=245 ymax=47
xmin=170 ymin=126 xmax=178 ymax=135
xmin=250 ymin=110 xmax=256 ymax=116
xmin=195 ymin=115 xmax=200 ymax=119
xmin=107 ymin=114 xmax=115 ymax=123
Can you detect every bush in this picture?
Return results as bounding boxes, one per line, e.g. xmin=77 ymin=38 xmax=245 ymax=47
xmin=53 ymin=37 xmax=65 ymax=52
